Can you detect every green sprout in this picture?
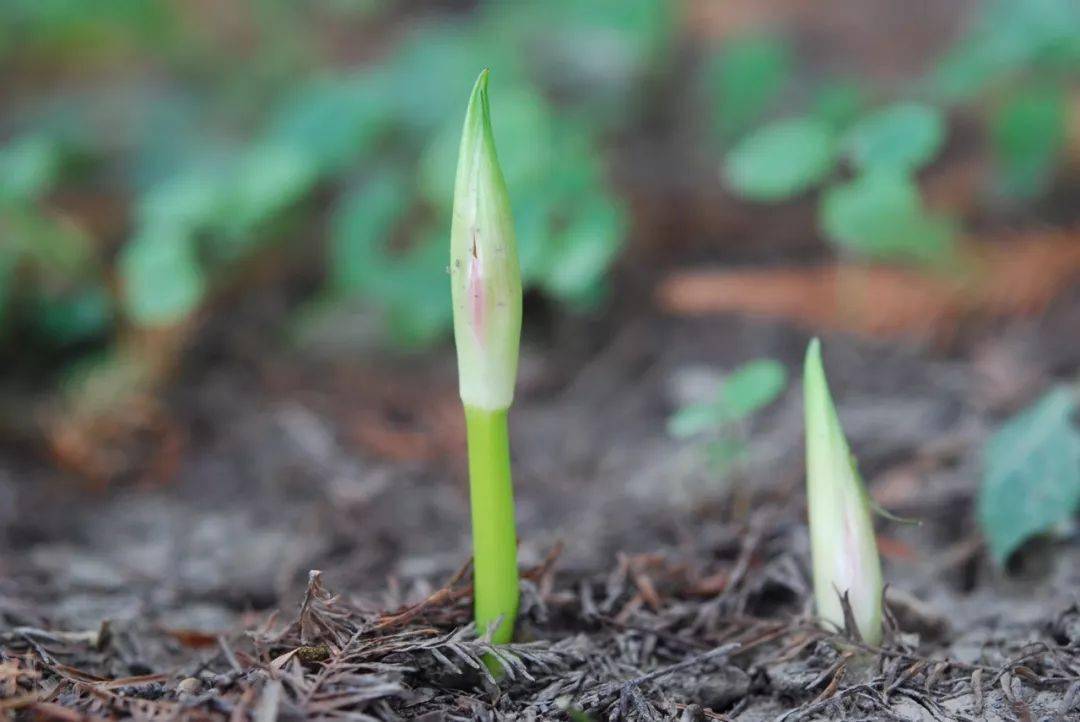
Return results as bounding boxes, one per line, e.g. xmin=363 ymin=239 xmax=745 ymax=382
xmin=450 ymin=70 xmax=522 ymax=645
xmin=667 ymin=359 xmax=787 ymax=475
xmin=803 ymin=339 xmax=883 ymax=644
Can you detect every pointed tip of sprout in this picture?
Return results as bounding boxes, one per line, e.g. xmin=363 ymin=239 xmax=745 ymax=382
xmin=803 ymin=339 xmax=883 ymax=645
xmin=460 ymin=70 xmax=491 ymax=159
xmin=466 ymin=69 xmax=490 ymax=117
xmin=804 ymin=338 xmax=823 ymax=392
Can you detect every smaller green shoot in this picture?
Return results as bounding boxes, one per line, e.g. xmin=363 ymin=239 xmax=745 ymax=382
xmin=450 ymin=70 xmax=523 ymax=645
xmin=803 ymin=339 xmax=883 ymax=644
xmin=668 ymin=359 xmax=787 ymax=474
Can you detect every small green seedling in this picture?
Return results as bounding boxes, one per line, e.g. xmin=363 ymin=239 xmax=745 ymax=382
xmin=667 ymin=359 xmax=787 ymax=474
xmin=803 ymin=339 xmax=883 ymax=644
xmin=450 ymin=70 xmax=522 ymax=645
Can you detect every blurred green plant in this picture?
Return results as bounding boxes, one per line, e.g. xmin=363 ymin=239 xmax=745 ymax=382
xmin=0 ymin=0 xmax=174 ymax=64
xmin=710 ymin=0 xmax=1079 ymax=264
xmin=930 ymin=0 xmax=1080 ymax=102
xmin=0 ymin=0 xmax=671 ymax=401
xmin=703 ymin=36 xmax=792 ymax=141
xmin=723 ymin=118 xmax=836 ymax=201
xmin=722 ymin=101 xmax=956 ymax=265
xmin=977 ymin=387 xmax=1080 ymax=564
xmin=296 ymin=0 xmax=669 ymax=344
xmin=935 ymin=0 xmax=1080 ymax=200
xmin=811 ymin=80 xmax=866 ymax=132
xmin=130 ymin=1 xmax=663 ymax=346
xmin=0 ymin=130 xmax=114 ymax=351
xmin=820 ymin=170 xmax=956 ymax=264
xmin=842 ymin=103 xmax=945 ymax=172
xmin=989 ymin=84 xmax=1069 ymax=199
xmin=668 ymin=359 xmax=788 ymax=474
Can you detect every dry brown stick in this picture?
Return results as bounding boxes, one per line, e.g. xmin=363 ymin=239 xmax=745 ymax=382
xmin=809 ymin=661 xmax=847 ymax=707
xmin=374 ymin=559 xmax=473 ymax=630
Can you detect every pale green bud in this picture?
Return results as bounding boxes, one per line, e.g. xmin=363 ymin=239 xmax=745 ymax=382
xmin=450 ymin=70 xmax=522 ymax=411
xmin=804 ymin=339 xmax=883 ymax=644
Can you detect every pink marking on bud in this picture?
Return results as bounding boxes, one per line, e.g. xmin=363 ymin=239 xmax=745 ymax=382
xmin=468 ymin=232 xmax=486 ymax=345
xmin=840 ymin=503 xmax=863 ymax=595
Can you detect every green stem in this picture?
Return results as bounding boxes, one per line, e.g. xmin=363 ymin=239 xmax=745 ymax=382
xmin=464 ymin=405 xmax=519 ymax=644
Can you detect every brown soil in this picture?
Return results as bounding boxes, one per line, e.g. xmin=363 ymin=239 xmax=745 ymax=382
xmin=2 ymin=277 xmax=1079 ymax=720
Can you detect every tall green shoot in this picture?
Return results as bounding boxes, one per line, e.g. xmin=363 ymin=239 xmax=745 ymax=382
xmin=450 ymin=70 xmax=522 ymax=644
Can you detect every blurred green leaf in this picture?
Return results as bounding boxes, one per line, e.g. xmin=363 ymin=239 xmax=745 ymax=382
xmin=978 ymin=387 xmax=1080 ymax=564
xmin=3 ymin=202 xmax=96 ymax=278
xmin=705 ymin=35 xmax=792 ymax=139
xmin=0 ymin=0 xmax=669 ymax=358
xmin=812 ymin=80 xmax=865 ymax=131
xmin=668 ymin=359 xmax=788 ymax=438
xmin=1 ymin=0 xmax=175 ymax=62
xmin=539 ymin=197 xmax=624 ymax=305
xmin=383 ymin=276 xmax=452 ymax=347
xmin=330 ymin=173 xmax=411 ymax=297
xmin=990 ymin=84 xmax=1067 ymax=198
xmin=933 ymin=41 xmax=1020 ymax=102
xmin=329 ymin=176 xmax=451 ymax=346
xmin=417 ymin=120 xmax=464 ymax=213
xmin=820 ymin=170 xmax=955 ymax=263
xmin=33 ymin=286 xmax=113 ymax=345
xmin=668 ymin=401 xmax=726 ymax=439
xmin=0 ymin=135 xmax=61 ymax=202
xmin=379 ymin=226 xmax=452 ymax=348
xmin=138 ymin=169 xmax=225 ymax=230
xmin=723 ymin=359 xmax=787 ymax=420
xmin=267 ymin=74 xmax=391 ymax=175
xmin=843 ymin=103 xmax=945 ymax=172
xmin=488 ymin=88 xmax=558 ymax=192
xmin=1038 ymin=29 xmax=1080 ymax=72
xmin=119 ymin=227 xmax=206 ymax=326
xmin=724 ymin=118 xmax=836 ymax=201
xmin=231 ymin=142 xmax=319 ymax=232
xmin=931 ymin=0 xmax=1080 ymax=100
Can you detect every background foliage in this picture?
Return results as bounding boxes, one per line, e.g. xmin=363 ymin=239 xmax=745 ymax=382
xmin=1 ymin=0 xmax=669 ymax=375
xmin=3 ymin=0 xmax=1077 ymax=369
xmin=717 ymin=0 xmax=1079 ymax=263
xmin=2 ymin=1 xmax=1079 ymax=558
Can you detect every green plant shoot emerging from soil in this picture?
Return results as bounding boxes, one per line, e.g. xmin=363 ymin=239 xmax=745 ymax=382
xmin=450 ymin=70 xmax=523 ymax=644
xmin=804 ymin=339 xmax=883 ymax=644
